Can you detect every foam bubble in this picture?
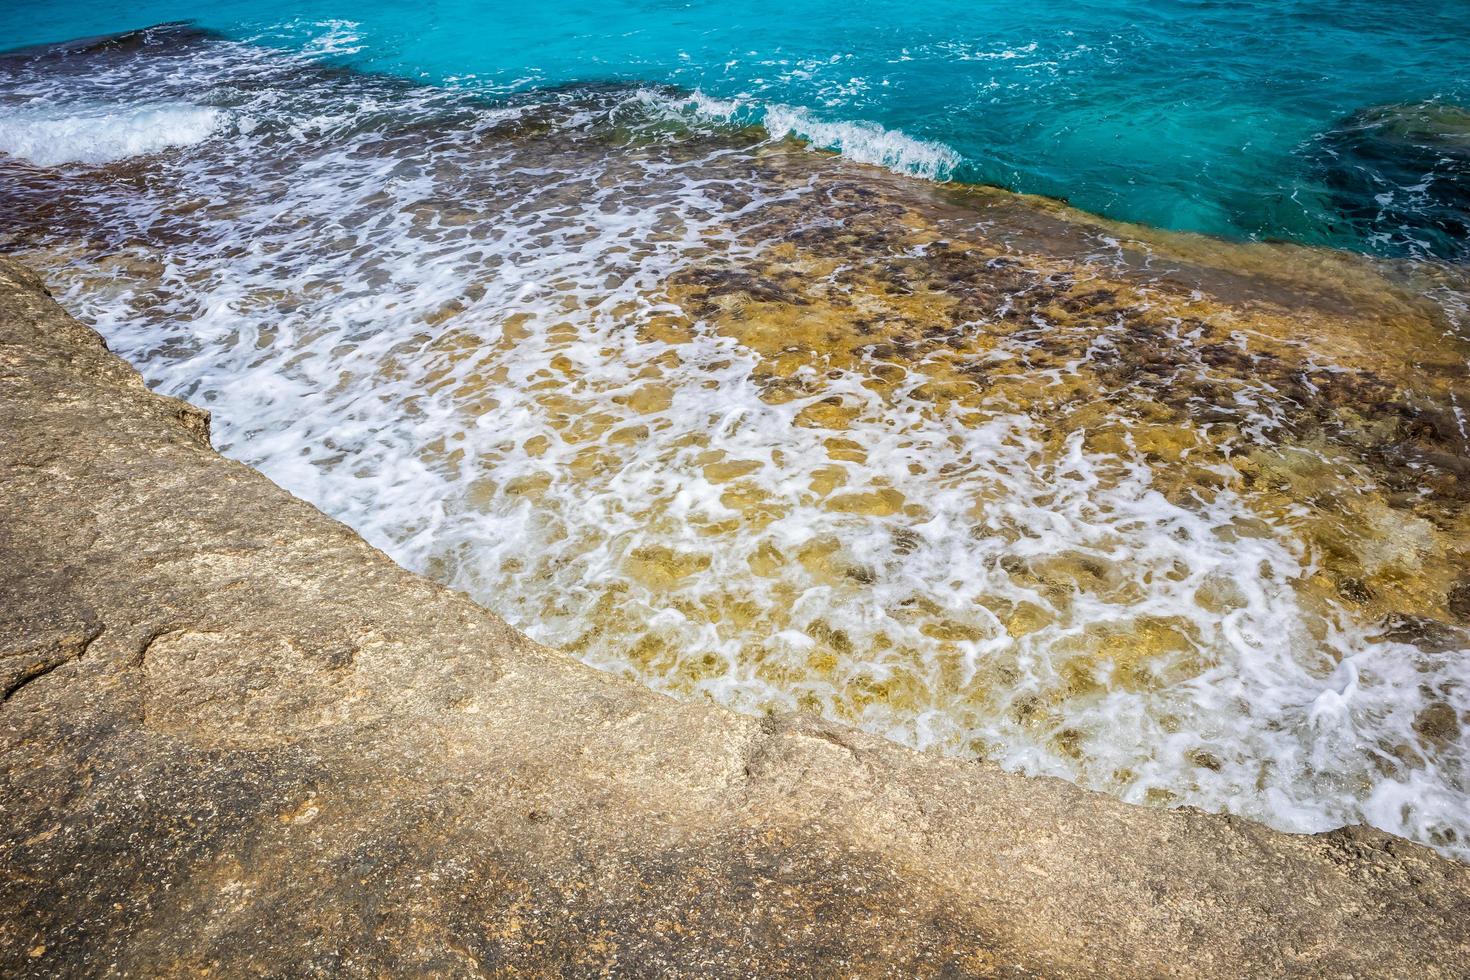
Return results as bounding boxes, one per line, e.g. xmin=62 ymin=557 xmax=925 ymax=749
xmin=0 ymin=102 xmax=223 ymax=166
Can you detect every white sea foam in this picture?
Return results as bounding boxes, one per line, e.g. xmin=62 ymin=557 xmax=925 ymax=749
xmin=0 ymin=102 xmax=223 ymax=166
xmin=761 ymin=104 xmax=960 ymax=179
xmin=300 ymin=20 xmax=365 ymax=58
xmin=5 ymin=33 xmax=1468 ymax=861
xmin=671 ymin=90 xmax=961 ymax=181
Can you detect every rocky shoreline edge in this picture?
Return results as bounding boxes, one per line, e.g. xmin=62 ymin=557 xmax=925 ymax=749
xmin=2 ymin=256 xmax=1468 ymax=976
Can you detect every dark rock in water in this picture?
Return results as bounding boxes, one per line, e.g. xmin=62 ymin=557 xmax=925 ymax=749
xmin=1375 ymin=612 xmax=1469 ymax=653
xmin=0 ymin=22 xmax=218 ymax=64
xmin=1415 ymin=701 xmax=1463 ymax=750
xmin=1312 ymin=101 xmax=1470 ymax=260
xmin=1449 ymin=579 xmax=1470 ymax=623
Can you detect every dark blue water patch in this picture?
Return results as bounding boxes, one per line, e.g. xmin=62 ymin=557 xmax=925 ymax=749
xmin=1309 ymin=102 xmax=1470 ymax=262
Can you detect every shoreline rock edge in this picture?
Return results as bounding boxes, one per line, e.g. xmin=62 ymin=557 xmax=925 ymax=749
xmin=2 ymin=256 xmax=1467 ymax=977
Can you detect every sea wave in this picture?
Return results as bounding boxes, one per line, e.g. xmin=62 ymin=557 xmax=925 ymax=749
xmin=665 ymin=89 xmax=962 ymax=182
xmin=0 ymin=102 xmax=224 ymax=166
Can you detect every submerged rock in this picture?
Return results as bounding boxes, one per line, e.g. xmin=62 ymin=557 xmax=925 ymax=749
xmin=1313 ymin=100 xmax=1470 ymax=259
xmin=2 ymin=256 xmax=1470 ymax=975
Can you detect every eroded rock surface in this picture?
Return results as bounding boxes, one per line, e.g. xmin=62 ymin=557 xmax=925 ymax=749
xmin=2 ymin=255 xmax=1468 ymax=976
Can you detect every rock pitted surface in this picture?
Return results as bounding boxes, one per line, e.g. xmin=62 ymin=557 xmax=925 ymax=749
xmin=1 ymin=255 xmax=1468 ymax=976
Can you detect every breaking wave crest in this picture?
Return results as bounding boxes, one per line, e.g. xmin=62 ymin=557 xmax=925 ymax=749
xmin=657 ymin=89 xmax=961 ymax=180
xmin=0 ymin=101 xmax=224 ymax=166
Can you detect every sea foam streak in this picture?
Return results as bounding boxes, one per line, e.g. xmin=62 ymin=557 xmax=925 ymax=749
xmin=2 ymin=26 xmax=1467 ymax=861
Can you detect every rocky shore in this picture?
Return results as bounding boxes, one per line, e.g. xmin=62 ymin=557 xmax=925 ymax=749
xmin=2 ymin=254 xmax=1468 ymax=976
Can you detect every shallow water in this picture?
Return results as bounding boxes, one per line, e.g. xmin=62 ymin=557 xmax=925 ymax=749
xmin=3 ymin=1 xmax=1469 ymax=255
xmin=1 ymin=24 xmax=1468 ymax=860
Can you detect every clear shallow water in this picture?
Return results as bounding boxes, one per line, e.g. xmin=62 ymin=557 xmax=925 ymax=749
xmin=0 ymin=21 xmax=1468 ymax=860
xmin=2 ymin=0 xmax=1469 ymax=256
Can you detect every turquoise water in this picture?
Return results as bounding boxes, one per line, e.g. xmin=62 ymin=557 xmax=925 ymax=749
xmin=3 ymin=0 xmax=1468 ymax=256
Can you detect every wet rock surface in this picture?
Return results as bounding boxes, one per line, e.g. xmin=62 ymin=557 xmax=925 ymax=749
xmin=6 ymin=27 xmax=1470 ymax=854
xmin=3 ymin=257 xmax=1470 ymax=976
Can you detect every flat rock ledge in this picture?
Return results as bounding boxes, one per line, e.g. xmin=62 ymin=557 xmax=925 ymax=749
xmin=1 ymin=255 xmax=1467 ymax=979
